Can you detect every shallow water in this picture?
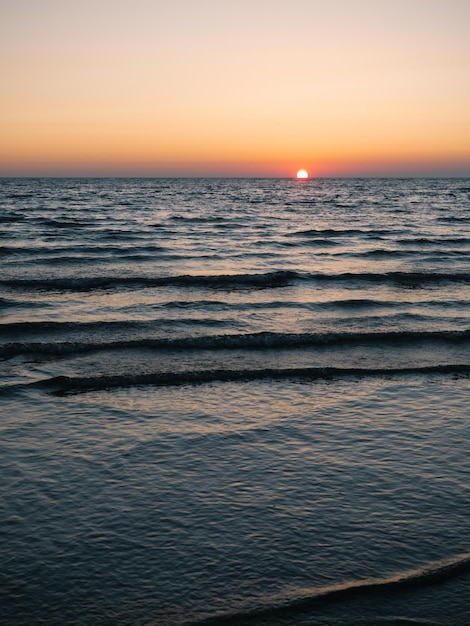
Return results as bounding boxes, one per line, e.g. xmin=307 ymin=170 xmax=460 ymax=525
xmin=1 ymin=178 xmax=469 ymax=624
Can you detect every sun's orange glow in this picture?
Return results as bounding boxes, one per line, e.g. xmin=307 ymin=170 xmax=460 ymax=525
xmin=0 ymin=2 xmax=469 ymax=176
xmin=296 ymin=169 xmax=309 ymax=179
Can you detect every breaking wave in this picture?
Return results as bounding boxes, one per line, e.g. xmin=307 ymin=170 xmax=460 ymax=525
xmin=1 ymin=269 xmax=469 ymax=292
xmin=2 ymin=329 xmax=469 ymax=359
xmin=31 ymin=363 xmax=470 ymax=395
xmin=187 ymin=553 xmax=470 ymax=625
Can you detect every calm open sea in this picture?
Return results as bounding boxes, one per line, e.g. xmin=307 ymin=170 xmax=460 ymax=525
xmin=1 ymin=177 xmax=469 ymax=625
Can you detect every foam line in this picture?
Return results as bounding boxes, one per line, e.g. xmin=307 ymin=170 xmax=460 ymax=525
xmin=187 ymin=553 xmax=470 ymax=625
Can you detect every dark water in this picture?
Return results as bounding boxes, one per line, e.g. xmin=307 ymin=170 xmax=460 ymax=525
xmin=1 ymin=177 xmax=469 ymax=625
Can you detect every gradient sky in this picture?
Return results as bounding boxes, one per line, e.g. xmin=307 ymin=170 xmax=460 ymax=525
xmin=1 ymin=0 xmax=469 ymax=176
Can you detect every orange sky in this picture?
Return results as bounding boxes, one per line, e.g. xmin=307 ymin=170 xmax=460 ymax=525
xmin=1 ymin=0 xmax=469 ymax=176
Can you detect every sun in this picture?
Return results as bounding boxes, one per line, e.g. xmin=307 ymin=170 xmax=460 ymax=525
xmin=296 ymin=169 xmax=309 ymax=179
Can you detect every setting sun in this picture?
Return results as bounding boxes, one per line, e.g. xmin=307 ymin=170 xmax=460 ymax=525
xmin=296 ymin=169 xmax=309 ymax=179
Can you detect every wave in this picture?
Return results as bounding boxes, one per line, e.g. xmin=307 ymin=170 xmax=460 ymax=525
xmin=35 ymin=218 xmax=95 ymax=228
xmin=0 ymin=271 xmax=299 ymax=292
xmin=2 ymin=270 xmax=469 ymax=292
xmin=30 ymin=364 xmax=470 ymax=395
xmin=281 ymin=238 xmax=342 ymax=247
xmin=397 ymin=237 xmax=470 ymax=246
xmin=436 ymin=216 xmax=470 ymax=223
xmin=0 ymin=243 xmax=168 ymax=257
xmin=167 ymin=298 xmax=392 ymax=311
xmin=0 ymin=297 xmax=39 ymax=310
xmin=325 ymin=271 xmax=470 ymax=285
xmin=186 ymin=553 xmax=470 ymax=626
xmin=0 ymin=317 xmax=230 ymax=337
xmin=0 ymin=214 xmax=25 ymax=224
xmin=330 ymin=298 xmax=399 ymax=309
xmin=159 ymin=298 xmax=469 ymax=312
xmin=170 ymin=215 xmax=236 ymax=224
xmin=337 ymin=249 xmax=425 ymax=259
xmin=289 ymin=228 xmax=394 ymax=238
xmin=2 ymin=329 xmax=469 ymax=359
xmin=3 ymin=192 xmax=33 ymax=200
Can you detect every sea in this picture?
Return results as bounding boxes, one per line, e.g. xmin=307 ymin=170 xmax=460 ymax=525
xmin=1 ymin=177 xmax=469 ymax=626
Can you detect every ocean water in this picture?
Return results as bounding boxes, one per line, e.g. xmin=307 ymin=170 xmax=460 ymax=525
xmin=1 ymin=177 xmax=469 ymax=625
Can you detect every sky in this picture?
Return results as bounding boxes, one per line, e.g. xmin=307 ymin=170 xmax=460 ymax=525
xmin=1 ymin=0 xmax=469 ymax=177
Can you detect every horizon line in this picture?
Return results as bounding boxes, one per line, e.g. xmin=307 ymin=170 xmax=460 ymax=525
xmin=1 ymin=174 xmax=469 ymax=180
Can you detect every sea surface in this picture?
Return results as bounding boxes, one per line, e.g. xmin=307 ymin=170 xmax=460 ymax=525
xmin=1 ymin=177 xmax=469 ymax=625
